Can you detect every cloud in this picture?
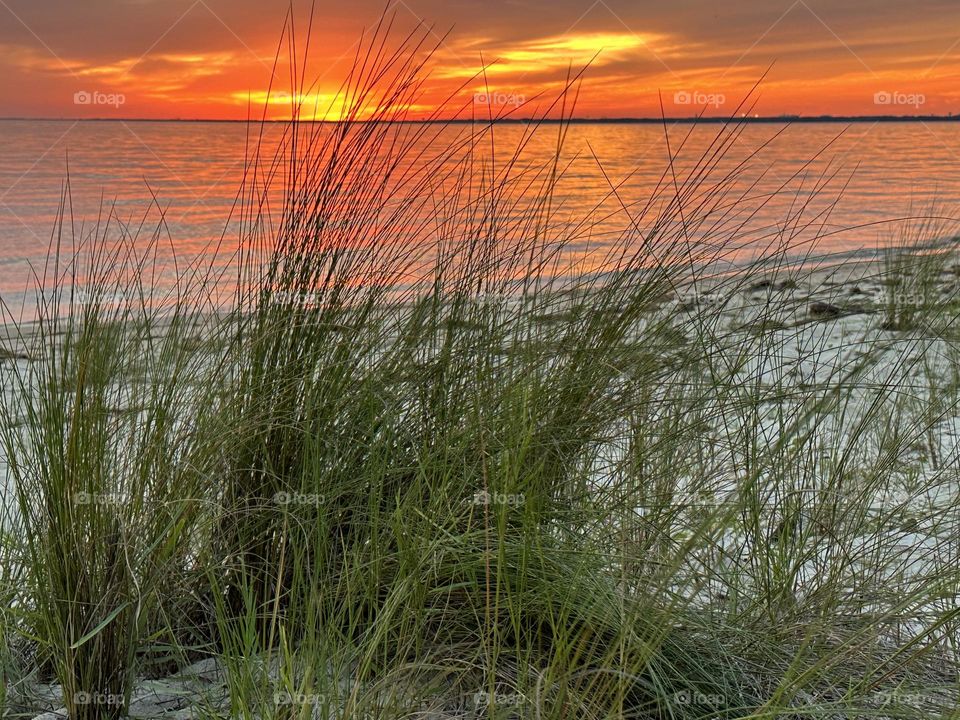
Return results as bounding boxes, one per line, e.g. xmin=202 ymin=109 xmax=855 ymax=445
xmin=432 ymin=30 xmax=677 ymax=79
xmin=0 ymin=0 xmax=959 ymax=117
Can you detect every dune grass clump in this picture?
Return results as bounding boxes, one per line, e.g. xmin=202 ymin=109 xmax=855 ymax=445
xmin=879 ymin=209 xmax=960 ymax=333
xmin=189 ymin=18 xmax=797 ymax=719
xmin=0 ymin=11 xmax=959 ymax=720
xmin=0 ymin=202 xmax=230 ymax=719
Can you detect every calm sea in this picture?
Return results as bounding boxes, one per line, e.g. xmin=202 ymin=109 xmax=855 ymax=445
xmin=1 ymin=120 xmax=959 ymax=305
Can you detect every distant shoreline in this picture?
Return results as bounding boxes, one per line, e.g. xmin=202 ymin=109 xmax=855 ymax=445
xmin=2 ymin=115 xmax=960 ymax=124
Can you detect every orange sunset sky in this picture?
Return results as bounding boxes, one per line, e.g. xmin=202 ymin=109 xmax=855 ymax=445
xmin=1 ymin=0 xmax=959 ymax=120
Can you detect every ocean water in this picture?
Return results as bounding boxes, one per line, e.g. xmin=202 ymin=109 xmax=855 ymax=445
xmin=1 ymin=119 xmax=958 ymax=304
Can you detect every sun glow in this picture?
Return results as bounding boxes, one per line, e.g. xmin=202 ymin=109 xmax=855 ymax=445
xmin=228 ymin=91 xmax=432 ymax=121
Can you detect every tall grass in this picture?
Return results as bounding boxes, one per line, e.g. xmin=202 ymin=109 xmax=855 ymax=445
xmin=1 ymin=10 xmax=959 ymax=720
xmin=0 ymin=194 xmax=233 ymax=718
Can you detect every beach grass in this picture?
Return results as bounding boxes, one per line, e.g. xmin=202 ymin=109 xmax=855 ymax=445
xmin=1 ymin=16 xmax=959 ymax=720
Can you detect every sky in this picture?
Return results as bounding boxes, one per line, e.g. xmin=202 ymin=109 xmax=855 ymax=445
xmin=0 ymin=0 xmax=958 ymax=119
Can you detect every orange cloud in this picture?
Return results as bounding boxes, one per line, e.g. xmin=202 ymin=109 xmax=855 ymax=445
xmin=434 ymin=31 xmax=671 ymax=79
xmin=2 ymin=0 xmax=960 ymax=119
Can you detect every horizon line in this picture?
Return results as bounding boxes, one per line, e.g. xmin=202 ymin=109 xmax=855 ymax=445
xmin=2 ymin=114 xmax=960 ymax=124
